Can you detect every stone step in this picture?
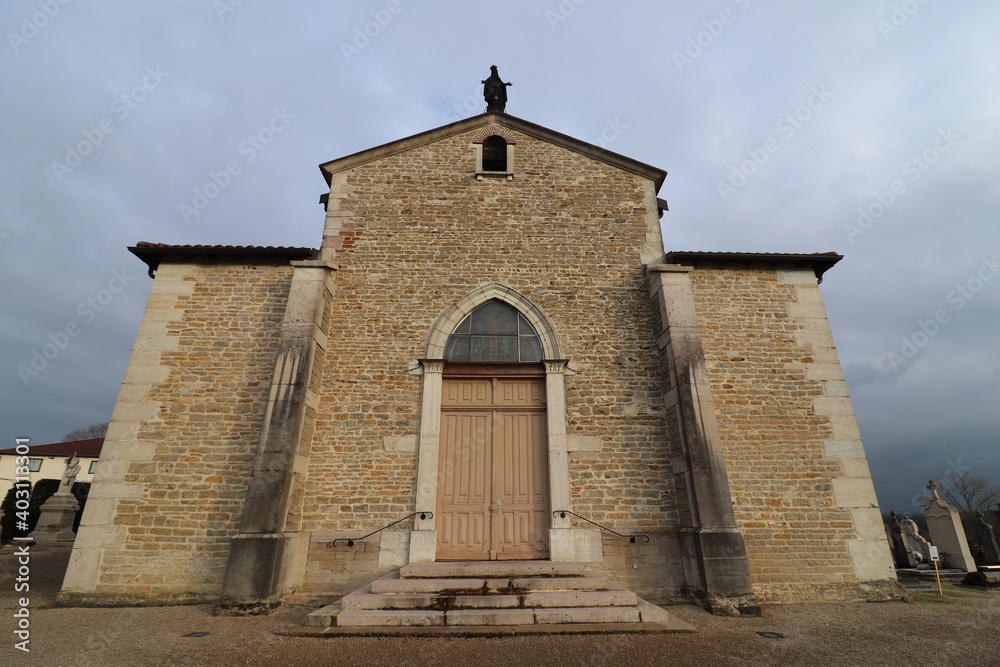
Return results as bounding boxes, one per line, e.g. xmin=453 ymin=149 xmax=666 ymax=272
xmin=304 ymin=602 xmax=341 ymax=628
xmin=333 ymin=606 xmax=643 ymax=628
xmin=522 ymin=590 xmax=637 ymax=607
xmin=341 ymin=593 xmax=441 ymax=610
xmin=307 ymin=562 xmax=670 ymax=631
xmin=340 ymin=590 xmax=635 ymax=611
xmin=446 ymin=608 xmax=536 ymax=626
xmin=400 ymin=560 xmax=587 ymax=579
xmin=369 ymin=574 xmax=611 ymax=595
xmin=510 ymin=576 xmax=609 ymax=592
xmin=336 ymin=609 xmax=445 ymax=627
xmin=534 ymin=606 xmax=642 ymax=624
xmin=370 ymin=576 xmax=494 ymax=595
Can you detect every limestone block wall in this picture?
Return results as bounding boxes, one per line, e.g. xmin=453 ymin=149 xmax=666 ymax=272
xmin=588 ymin=533 xmax=684 ymax=602
xmin=687 ymin=265 xmax=896 ymax=603
xmin=297 ymin=124 xmax=682 ymax=593
xmin=62 ymin=261 xmax=294 ymax=602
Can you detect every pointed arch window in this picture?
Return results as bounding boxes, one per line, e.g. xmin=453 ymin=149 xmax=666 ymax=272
xmin=445 ymin=300 xmax=543 ymax=363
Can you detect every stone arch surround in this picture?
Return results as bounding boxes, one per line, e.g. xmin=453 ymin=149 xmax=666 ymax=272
xmin=408 ymin=284 xmax=582 ymax=562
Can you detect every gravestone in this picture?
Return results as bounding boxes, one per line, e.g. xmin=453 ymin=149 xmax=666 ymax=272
xmin=923 ymin=480 xmax=975 ymax=572
xmin=972 ymin=511 xmax=1000 ymax=565
xmin=29 ymin=455 xmax=81 ymax=544
xmin=901 ymin=515 xmax=932 ymax=563
xmin=887 ymin=511 xmax=915 ymax=567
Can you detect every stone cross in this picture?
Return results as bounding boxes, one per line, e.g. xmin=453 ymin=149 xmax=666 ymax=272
xmin=926 ymin=479 xmax=941 ymax=500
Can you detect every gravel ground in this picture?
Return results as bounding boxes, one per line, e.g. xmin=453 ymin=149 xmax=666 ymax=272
xmin=1 ymin=546 xmax=997 ymax=667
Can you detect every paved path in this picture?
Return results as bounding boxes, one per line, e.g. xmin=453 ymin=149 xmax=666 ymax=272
xmin=1 ymin=546 xmax=997 ymax=666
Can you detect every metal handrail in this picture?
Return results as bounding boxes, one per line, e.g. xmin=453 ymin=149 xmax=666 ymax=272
xmin=552 ymin=509 xmax=649 ymax=543
xmin=333 ymin=511 xmax=433 ymax=547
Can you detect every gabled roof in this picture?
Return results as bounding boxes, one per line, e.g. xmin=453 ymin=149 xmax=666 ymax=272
xmin=0 ymin=438 xmax=104 ymax=458
xmin=319 ymin=112 xmax=667 ymax=192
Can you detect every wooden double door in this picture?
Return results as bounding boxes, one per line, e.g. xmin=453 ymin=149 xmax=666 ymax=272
xmin=436 ymin=376 xmax=550 ymax=560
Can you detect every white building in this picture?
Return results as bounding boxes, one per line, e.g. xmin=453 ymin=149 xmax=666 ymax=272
xmin=0 ymin=438 xmax=103 ymax=496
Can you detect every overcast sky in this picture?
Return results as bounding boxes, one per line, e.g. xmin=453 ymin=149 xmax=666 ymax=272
xmin=2 ymin=1 xmax=998 ymax=515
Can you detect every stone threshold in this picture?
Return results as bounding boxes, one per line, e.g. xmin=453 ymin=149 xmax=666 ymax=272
xmin=280 ymin=618 xmax=697 ymax=637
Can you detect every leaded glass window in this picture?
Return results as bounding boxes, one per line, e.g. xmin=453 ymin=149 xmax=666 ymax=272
xmin=445 ymin=300 xmax=543 ymax=363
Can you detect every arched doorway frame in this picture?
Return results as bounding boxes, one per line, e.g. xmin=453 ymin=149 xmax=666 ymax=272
xmin=408 ymin=283 xmax=573 ymax=563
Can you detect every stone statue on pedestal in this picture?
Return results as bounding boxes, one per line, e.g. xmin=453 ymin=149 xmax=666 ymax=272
xmin=482 ymin=66 xmax=512 ymax=113
xmin=29 ymin=453 xmax=82 ymax=543
xmin=59 ymin=454 xmax=81 ymax=494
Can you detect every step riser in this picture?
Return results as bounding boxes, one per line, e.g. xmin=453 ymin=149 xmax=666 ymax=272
xmin=341 ymin=594 xmax=438 ymax=610
xmin=370 ymin=577 xmax=610 ymax=595
xmin=334 ymin=607 xmax=643 ymax=628
xmin=340 ymin=591 xmax=635 ymax=611
xmin=371 ymin=578 xmax=495 ymax=595
xmin=401 ymin=561 xmax=587 ymax=579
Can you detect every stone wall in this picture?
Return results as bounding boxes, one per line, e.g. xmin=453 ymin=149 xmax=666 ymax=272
xmin=61 ymin=260 xmax=294 ymax=602
xmin=296 ymin=123 xmax=683 ymax=594
xmin=588 ymin=533 xmax=684 ymax=602
xmin=687 ymin=264 xmax=895 ymax=603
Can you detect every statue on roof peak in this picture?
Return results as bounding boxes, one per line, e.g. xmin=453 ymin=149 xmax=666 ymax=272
xmin=482 ymin=65 xmax=512 ymax=113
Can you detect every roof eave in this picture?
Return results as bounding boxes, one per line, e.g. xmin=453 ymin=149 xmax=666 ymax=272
xmin=661 ymin=251 xmax=844 ymax=283
xmin=129 ymin=244 xmax=318 ymax=278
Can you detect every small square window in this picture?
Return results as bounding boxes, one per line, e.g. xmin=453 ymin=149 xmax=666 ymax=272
xmin=28 ymin=458 xmax=42 ymax=472
xmin=89 ymin=461 xmax=99 ymax=474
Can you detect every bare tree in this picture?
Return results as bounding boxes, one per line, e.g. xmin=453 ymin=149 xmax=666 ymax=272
xmin=62 ymin=421 xmax=109 ymax=441
xmin=938 ymin=470 xmax=1000 ymax=522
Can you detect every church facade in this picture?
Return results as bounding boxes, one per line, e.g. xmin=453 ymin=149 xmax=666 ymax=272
xmin=61 ymin=112 xmax=900 ymax=613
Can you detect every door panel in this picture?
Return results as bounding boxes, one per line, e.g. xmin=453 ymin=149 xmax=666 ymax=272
xmin=437 ymin=411 xmax=490 ymax=560
xmin=437 ymin=378 xmax=549 ymax=560
xmin=493 ymin=412 xmax=549 ymax=559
